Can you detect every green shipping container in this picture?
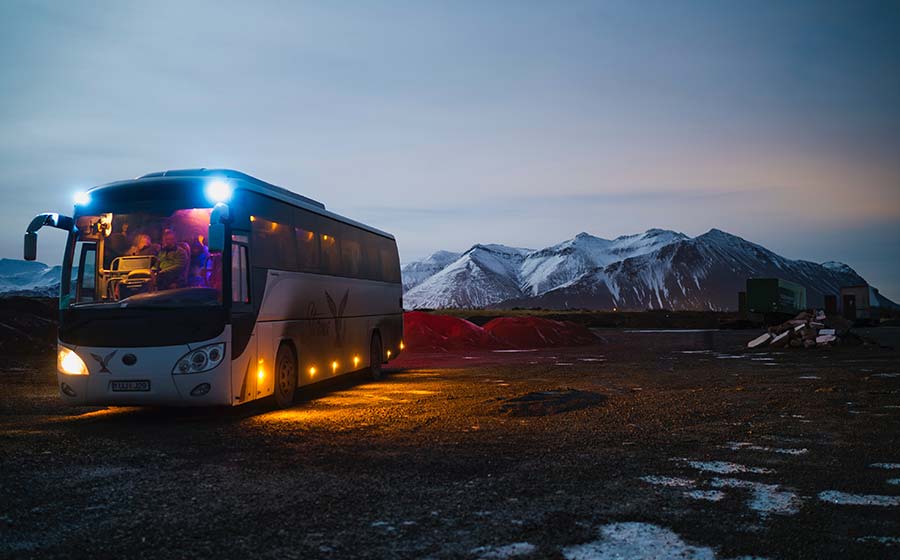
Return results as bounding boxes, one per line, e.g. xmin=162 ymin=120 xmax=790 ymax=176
xmin=746 ymin=278 xmax=807 ymax=314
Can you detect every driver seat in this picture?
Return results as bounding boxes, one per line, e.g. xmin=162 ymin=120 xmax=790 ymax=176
xmin=110 ymin=256 xmax=158 ymax=299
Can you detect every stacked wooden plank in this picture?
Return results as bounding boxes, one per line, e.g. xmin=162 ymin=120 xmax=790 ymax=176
xmin=746 ymin=311 xmax=855 ymax=349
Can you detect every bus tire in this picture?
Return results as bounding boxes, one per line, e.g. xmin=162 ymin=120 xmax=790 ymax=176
xmin=273 ymin=343 xmax=298 ymax=409
xmin=369 ymin=333 xmax=383 ymax=380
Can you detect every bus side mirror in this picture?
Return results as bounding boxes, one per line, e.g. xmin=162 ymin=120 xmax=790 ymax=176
xmin=208 ymin=223 xmax=225 ymax=253
xmin=24 ymin=232 xmax=38 ymax=261
xmin=208 ymin=202 xmax=230 ymax=253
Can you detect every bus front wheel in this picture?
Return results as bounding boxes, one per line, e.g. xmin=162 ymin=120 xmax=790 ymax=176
xmin=274 ymin=343 xmax=298 ymax=408
xmin=369 ymin=334 xmax=383 ymax=380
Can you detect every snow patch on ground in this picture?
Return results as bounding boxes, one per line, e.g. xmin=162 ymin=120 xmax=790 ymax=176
xmin=640 ymin=475 xmax=697 ymax=488
xmin=562 ymin=522 xmax=767 ymax=560
xmin=680 ymin=459 xmax=775 ymax=474
xmin=797 ymin=376 xmax=820 ymax=380
xmin=873 ymin=373 xmax=900 ymax=378
xmin=471 ymin=542 xmax=537 ymax=559
xmin=710 ymin=478 xmax=800 ymax=516
xmin=817 ymin=491 xmax=900 ymax=507
xmin=726 ymin=442 xmax=809 ymax=455
xmin=857 ymin=536 xmax=900 ymax=545
xmin=685 ymin=490 xmax=726 ymax=502
xmin=886 ymin=478 xmax=900 ymax=486
xmin=870 ymin=463 xmax=900 ymax=470
xmin=562 ymin=523 xmax=717 ymax=560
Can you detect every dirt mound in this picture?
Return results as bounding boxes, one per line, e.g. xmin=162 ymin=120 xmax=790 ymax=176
xmin=402 ymin=311 xmax=502 ymax=352
xmin=497 ymin=389 xmax=606 ymax=416
xmin=403 ymin=312 xmax=599 ymax=353
xmin=483 ymin=316 xmax=598 ymax=348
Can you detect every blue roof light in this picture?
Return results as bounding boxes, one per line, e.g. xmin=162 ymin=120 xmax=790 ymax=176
xmin=74 ymin=191 xmax=90 ymax=206
xmin=205 ymin=179 xmax=232 ymax=203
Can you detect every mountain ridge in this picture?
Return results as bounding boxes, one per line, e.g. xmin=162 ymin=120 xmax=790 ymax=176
xmin=402 ymin=229 xmax=892 ymax=311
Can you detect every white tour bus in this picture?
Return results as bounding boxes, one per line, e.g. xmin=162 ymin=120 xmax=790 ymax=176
xmin=24 ymin=169 xmax=403 ymax=408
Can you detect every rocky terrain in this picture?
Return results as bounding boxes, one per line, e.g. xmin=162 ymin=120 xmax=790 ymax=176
xmin=2 ymin=328 xmax=899 ymax=559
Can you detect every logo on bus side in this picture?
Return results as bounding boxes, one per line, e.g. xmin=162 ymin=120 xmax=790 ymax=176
xmin=325 ymin=289 xmax=349 ymax=347
xmin=305 ymin=302 xmax=330 ymax=338
xmin=90 ymin=350 xmax=118 ymax=373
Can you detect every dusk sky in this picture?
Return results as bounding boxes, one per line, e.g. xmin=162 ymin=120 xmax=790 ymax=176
xmin=1 ymin=1 xmax=898 ymax=297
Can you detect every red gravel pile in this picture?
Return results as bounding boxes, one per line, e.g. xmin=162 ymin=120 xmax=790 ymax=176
xmin=403 ymin=312 xmax=598 ymax=352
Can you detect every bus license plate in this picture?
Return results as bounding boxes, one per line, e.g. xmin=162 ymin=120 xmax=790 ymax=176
xmin=110 ymin=380 xmax=150 ymax=392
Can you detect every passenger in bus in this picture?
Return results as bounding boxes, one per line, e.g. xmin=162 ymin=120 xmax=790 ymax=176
xmin=127 ymin=233 xmax=159 ymax=257
xmin=157 ymin=229 xmax=190 ymax=289
xmin=188 ymin=236 xmax=210 ymax=287
xmin=104 ymin=222 xmax=132 ymax=267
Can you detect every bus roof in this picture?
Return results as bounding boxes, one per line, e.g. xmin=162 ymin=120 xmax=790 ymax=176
xmin=88 ymin=168 xmax=395 ymax=240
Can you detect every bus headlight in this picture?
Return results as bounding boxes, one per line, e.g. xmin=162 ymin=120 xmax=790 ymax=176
xmin=58 ymin=346 xmax=88 ymax=375
xmin=173 ymin=343 xmax=225 ymax=375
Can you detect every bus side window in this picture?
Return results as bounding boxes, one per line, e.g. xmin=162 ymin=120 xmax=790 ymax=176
xmin=295 ymin=226 xmax=319 ymax=271
xmin=320 ymin=231 xmax=340 ymax=275
xmin=340 ymin=229 xmax=362 ymax=277
xmin=251 ymin=216 xmax=297 ymax=271
xmin=380 ymin=242 xmax=400 ymax=283
xmin=231 ymin=244 xmax=250 ymax=303
xmin=76 ymin=242 xmax=97 ymax=302
xmin=363 ymin=234 xmax=382 ymax=281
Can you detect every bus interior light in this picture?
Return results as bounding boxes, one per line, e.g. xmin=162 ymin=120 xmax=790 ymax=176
xmin=205 ymin=179 xmax=232 ymax=203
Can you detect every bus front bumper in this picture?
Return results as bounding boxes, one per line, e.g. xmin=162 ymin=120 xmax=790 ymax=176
xmin=56 ymin=342 xmax=232 ymax=407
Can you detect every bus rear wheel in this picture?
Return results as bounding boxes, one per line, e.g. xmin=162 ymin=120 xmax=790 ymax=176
xmin=369 ymin=334 xmax=383 ymax=380
xmin=273 ymin=343 xmax=297 ymax=409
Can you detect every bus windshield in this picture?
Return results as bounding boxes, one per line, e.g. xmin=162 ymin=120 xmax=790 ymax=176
xmin=62 ymin=208 xmax=223 ymax=308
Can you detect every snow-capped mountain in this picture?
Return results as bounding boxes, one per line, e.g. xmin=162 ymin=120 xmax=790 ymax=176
xmin=519 ymin=229 xmax=689 ymax=296
xmin=401 ymin=250 xmax=461 ymax=291
xmin=403 ymin=244 xmax=532 ymax=309
xmin=0 ymin=259 xmax=62 ymax=296
xmin=402 ymin=229 xmax=888 ymax=311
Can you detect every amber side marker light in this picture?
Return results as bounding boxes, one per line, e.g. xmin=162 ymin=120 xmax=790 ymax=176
xmin=309 ymin=366 xmax=317 ymax=377
xmin=399 ymin=341 xmax=405 ymax=351
xmin=386 ymin=349 xmax=392 ymax=359
xmin=58 ymin=347 xmax=88 ymax=375
xmin=353 ymin=355 xmax=360 ymax=367
xmin=257 ymin=359 xmax=265 ymax=381
xmin=331 ymin=361 xmax=338 ymax=373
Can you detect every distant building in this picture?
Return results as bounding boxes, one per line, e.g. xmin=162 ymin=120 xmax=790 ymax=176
xmin=840 ymin=285 xmax=882 ymax=321
xmin=746 ymin=278 xmax=807 ymax=315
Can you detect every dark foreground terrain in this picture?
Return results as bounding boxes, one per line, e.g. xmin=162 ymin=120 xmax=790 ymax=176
xmin=1 ymin=329 xmax=899 ymax=559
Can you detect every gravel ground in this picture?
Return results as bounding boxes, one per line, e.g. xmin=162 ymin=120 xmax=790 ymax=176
xmin=1 ymin=328 xmax=899 ymax=559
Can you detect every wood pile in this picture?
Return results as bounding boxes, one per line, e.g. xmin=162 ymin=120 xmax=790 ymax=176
xmin=746 ymin=310 xmax=857 ymax=349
